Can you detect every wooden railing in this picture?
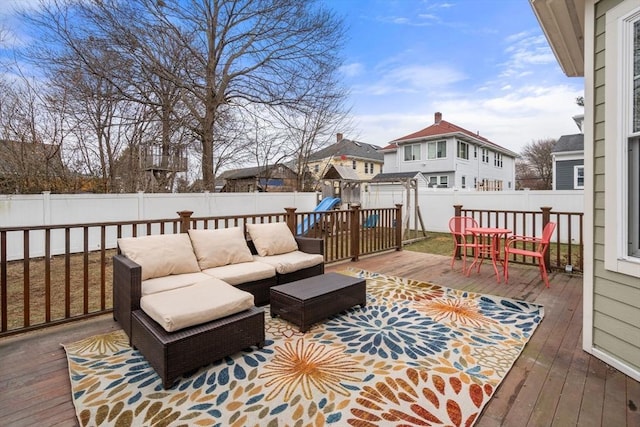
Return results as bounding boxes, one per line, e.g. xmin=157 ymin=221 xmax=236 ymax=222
xmin=0 ymin=205 xmax=402 ymax=337
xmin=454 ymin=205 xmax=583 ymax=272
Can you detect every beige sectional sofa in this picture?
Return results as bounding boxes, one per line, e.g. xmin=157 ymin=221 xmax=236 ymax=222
xmin=112 ymin=222 xmax=324 ymax=388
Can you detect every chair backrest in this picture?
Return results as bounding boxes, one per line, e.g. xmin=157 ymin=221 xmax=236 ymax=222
xmin=448 ymin=216 xmax=478 ymax=236
xmin=541 ymin=222 xmax=556 ymax=244
xmin=537 ymin=222 xmax=557 ymax=254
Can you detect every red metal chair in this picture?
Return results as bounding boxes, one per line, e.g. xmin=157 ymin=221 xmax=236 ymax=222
xmin=448 ymin=216 xmax=478 ymax=273
xmin=503 ymin=222 xmax=557 ymax=287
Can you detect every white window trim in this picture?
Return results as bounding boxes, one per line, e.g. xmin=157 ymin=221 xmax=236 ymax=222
xmin=404 ymin=143 xmax=421 ymax=162
xmin=604 ymin=2 xmax=640 ymax=277
xmin=427 ymin=140 xmax=446 ymax=160
xmin=574 ymin=165 xmax=585 ymax=189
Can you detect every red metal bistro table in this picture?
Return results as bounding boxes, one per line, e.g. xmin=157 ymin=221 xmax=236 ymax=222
xmin=466 ymin=227 xmax=511 ymax=283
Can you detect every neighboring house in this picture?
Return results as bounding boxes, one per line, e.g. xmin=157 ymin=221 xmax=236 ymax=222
xmin=378 ymin=112 xmax=518 ymax=190
xmin=219 ymin=164 xmax=298 ymax=192
xmin=306 ymin=134 xmax=384 ymax=183
xmin=552 ymin=133 xmax=584 ymax=190
xmin=532 ymin=0 xmax=640 ymax=382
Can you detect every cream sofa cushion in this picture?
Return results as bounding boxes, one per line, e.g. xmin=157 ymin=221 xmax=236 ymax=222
xmin=246 ymin=222 xmax=298 ymax=257
xmin=202 ymin=261 xmax=275 ymax=286
xmin=118 ymin=234 xmax=200 ymax=281
xmin=188 ymin=227 xmax=253 ymax=269
xmin=142 ymin=272 xmax=212 ymax=296
xmin=253 ymin=251 xmax=324 ymax=275
xmin=140 ymin=278 xmax=254 ymax=332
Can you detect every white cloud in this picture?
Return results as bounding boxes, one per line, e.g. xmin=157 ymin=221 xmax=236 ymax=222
xmin=350 ymin=83 xmax=584 ymax=153
xmin=352 ymin=62 xmax=467 ymax=96
xmin=340 ymin=62 xmax=364 ymax=78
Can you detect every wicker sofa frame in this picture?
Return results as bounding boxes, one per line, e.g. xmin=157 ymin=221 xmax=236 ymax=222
xmin=113 ymin=235 xmax=324 ymax=339
xmin=112 ymin=234 xmax=324 ymax=389
xmin=131 ymin=306 xmax=265 ymax=389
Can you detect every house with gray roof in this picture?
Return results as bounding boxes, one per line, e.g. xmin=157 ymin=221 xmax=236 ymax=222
xmin=552 ymin=133 xmax=584 ymax=190
xmin=307 ymin=134 xmax=384 ymax=183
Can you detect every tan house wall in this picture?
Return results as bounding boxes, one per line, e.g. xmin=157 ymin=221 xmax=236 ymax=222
xmin=308 ymin=157 xmax=382 ymax=181
xmin=591 ymin=0 xmax=640 ymax=374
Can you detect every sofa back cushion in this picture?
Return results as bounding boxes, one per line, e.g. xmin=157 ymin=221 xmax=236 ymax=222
xmin=117 ymin=233 xmax=200 ymax=281
xmin=188 ymin=227 xmax=253 ymax=269
xmin=246 ymin=222 xmax=298 ymax=257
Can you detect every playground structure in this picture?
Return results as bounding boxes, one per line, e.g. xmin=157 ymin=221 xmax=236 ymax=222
xmin=296 ymin=197 xmax=341 ymax=235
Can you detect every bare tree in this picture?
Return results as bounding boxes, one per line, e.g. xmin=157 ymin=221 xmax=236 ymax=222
xmin=23 ymin=0 xmax=348 ymax=191
xmin=518 ymin=138 xmax=556 ymax=190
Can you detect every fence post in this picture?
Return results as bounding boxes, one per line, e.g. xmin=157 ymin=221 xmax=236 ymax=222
xmin=395 ymin=204 xmax=403 ymax=251
xmin=284 ymin=207 xmax=297 ymax=235
xmin=453 ymin=205 xmax=463 ymax=259
xmin=541 ymin=206 xmax=552 ymax=270
xmin=350 ymin=204 xmax=361 ymax=261
xmin=177 ymin=210 xmax=193 ymax=233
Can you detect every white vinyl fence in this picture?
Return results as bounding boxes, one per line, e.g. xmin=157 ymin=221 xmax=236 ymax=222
xmin=361 ymin=187 xmax=584 ymax=243
xmin=0 ymin=191 xmax=319 ymax=261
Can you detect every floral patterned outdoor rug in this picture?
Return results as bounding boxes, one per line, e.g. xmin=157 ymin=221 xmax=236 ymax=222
xmin=63 ymin=269 xmax=544 ymax=427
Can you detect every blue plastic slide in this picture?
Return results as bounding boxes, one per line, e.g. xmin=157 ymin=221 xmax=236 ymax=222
xmin=296 ymin=197 xmax=341 ymax=235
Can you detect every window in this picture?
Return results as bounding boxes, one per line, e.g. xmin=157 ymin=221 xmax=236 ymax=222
xmin=352 ymin=160 xmax=356 ymax=170
xmin=314 ymin=164 xmax=319 ymax=173
xmin=461 ymin=176 xmax=466 ymax=188
xmin=604 ymin=3 xmax=640 ymax=269
xmin=427 ymin=141 xmax=446 ymax=159
xmin=364 ymin=163 xmax=369 ymax=173
xmin=428 ymin=176 xmax=438 ymax=187
xmin=474 ymin=146 xmax=478 ymax=158
xmin=380 ymin=164 xmax=383 ymax=173
xmin=474 ymin=177 xmax=477 ymax=189
xmin=574 ymin=165 xmax=585 ymax=189
xmin=481 ymin=148 xmax=489 ymax=163
xmin=494 ymin=152 xmax=503 ymax=167
xmin=439 ymin=176 xmax=448 ymax=187
xmin=370 ymin=163 xmax=375 ymax=174
xmin=404 ymin=144 xmax=421 ymax=161
xmin=457 ymin=141 xmax=469 ymax=160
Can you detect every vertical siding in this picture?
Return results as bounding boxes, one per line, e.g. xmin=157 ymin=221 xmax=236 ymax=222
xmin=592 ymin=0 xmax=640 ymax=372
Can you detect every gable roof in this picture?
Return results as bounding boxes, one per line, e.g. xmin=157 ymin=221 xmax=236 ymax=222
xmin=379 ymin=112 xmax=518 ymax=158
xmin=322 ymin=164 xmax=361 ymax=181
xmin=553 ymin=133 xmax=584 ymax=153
xmin=218 ymin=163 xmax=295 ymax=180
xmin=308 ymin=138 xmax=384 ymax=162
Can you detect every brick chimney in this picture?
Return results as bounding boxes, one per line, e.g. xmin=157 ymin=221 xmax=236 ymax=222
xmin=336 ymin=133 xmax=343 ymax=142
xmin=434 ymin=112 xmax=442 ymax=124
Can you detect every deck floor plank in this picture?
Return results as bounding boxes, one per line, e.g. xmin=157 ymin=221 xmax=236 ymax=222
xmin=0 ymin=251 xmax=637 ymax=426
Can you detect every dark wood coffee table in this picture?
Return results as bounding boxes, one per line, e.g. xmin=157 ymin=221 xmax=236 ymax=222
xmin=270 ymin=272 xmax=366 ymax=332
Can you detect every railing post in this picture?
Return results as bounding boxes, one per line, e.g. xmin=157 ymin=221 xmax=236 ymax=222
xmin=395 ymin=204 xmax=403 ymax=251
xmin=453 ymin=205 xmax=463 ymax=259
xmin=177 ymin=210 xmax=193 ymax=233
xmin=350 ymin=204 xmax=361 ymax=261
xmin=541 ymin=206 xmax=552 ymax=270
xmin=285 ymin=207 xmax=297 ymax=235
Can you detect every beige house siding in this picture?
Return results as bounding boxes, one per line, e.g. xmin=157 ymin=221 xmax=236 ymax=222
xmin=592 ymin=0 xmax=640 ymax=373
xmin=308 ymin=157 xmax=382 ymax=182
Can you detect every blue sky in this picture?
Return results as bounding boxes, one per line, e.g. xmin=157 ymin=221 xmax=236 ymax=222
xmin=1 ymin=0 xmax=584 ymax=154
xmin=324 ymin=0 xmax=584 ymax=153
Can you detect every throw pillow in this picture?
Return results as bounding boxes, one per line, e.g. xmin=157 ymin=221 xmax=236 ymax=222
xmin=188 ymin=227 xmax=253 ymax=269
xmin=246 ymin=222 xmax=298 ymax=257
xmin=117 ymin=233 xmax=200 ymax=281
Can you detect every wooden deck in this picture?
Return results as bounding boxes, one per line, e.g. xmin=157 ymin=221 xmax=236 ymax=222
xmin=1 ymin=250 xmax=638 ymax=426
